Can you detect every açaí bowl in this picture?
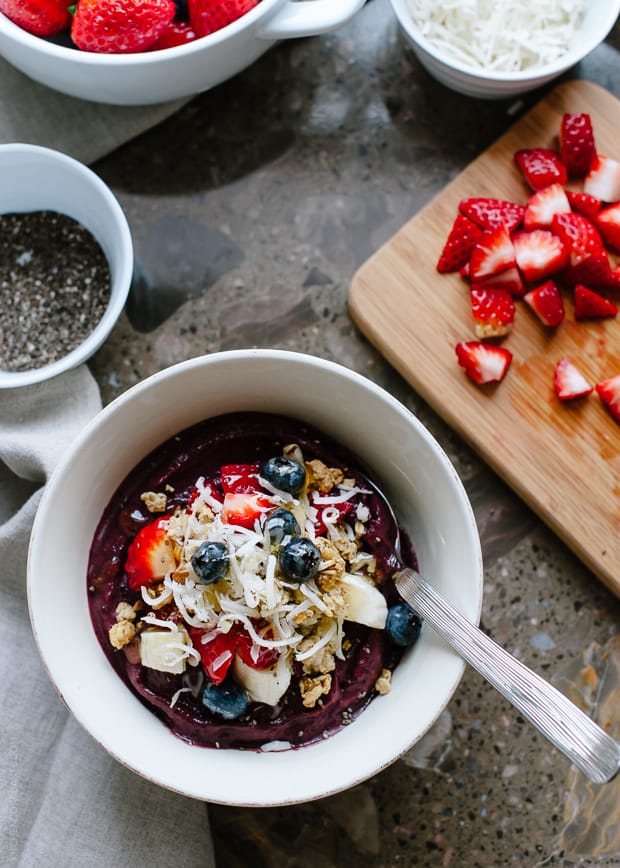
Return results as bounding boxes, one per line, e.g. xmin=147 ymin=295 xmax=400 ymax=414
xmin=27 ymin=349 xmax=483 ymax=806
xmin=0 ymin=0 xmax=366 ymax=106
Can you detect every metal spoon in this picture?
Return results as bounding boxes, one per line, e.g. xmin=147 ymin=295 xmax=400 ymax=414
xmin=373 ymin=484 xmax=620 ymax=785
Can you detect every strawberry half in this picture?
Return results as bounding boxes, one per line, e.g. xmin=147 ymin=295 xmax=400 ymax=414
xmin=573 ymin=284 xmax=618 ymax=320
xmin=513 ymin=229 xmax=568 ymax=283
xmin=455 ymin=341 xmax=512 ymax=385
xmin=596 ymin=374 xmax=620 ymax=423
xmin=0 ymin=0 xmax=70 ymax=35
xmin=551 ymin=212 xmax=604 ymax=266
xmin=523 ymin=280 xmax=565 ymax=327
xmin=436 ymin=213 xmax=483 ymax=273
xmin=523 ymin=183 xmax=570 ymax=230
xmin=469 ymin=225 xmax=516 ymax=281
xmin=596 ymin=203 xmax=620 ymax=254
xmin=566 ymin=191 xmax=601 ymax=223
xmin=563 ymin=250 xmax=614 ymax=291
xmin=189 ymin=628 xmax=236 ymax=685
xmin=553 ymin=358 xmax=593 ymax=401
xmin=514 ymin=148 xmax=567 ymax=191
xmin=220 ymin=463 xmax=261 ymax=493
xmin=71 ymin=0 xmax=176 ymax=53
xmin=235 ymin=627 xmax=279 ymax=670
xmin=125 ymin=516 xmax=176 ymax=590
xmin=459 ymin=198 xmax=525 ymax=233
xmin=584 ymin=156 xmax=620 ymax=203
xmin=559 ymin=113 xmax=597 ymax=178
xmin=470 ymin=287 xmax=515 ymax=338
xmin=188 ymin=0 xmax=259 ymax=37
xmin=221 ymin=492 xmax=273 ymax=528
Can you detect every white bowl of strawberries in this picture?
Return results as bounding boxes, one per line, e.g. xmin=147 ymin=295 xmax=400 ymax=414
xmin=437 ymin=110 xmax=620 ymax=413
xmin=0 ymin=0 xmax=366 ymax=105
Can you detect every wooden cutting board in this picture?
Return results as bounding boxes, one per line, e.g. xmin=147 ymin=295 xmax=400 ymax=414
xmin=349 ymin=80 xmax=620 ymax=597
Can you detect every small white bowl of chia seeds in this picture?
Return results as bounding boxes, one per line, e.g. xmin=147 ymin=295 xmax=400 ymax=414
xmin=0 ymin=143 xmax=133 ymax=389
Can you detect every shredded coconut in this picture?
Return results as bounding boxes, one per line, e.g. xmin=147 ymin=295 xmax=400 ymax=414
xmin=407 ymin=0 xmax=587 ymax=72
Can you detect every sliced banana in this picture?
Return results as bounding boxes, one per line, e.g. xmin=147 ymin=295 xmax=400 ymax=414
xmin=233 ymin=655 xmax=291 ymax=706
xmin=140 ymin=628 xmax=190 ymax=674
xmin=341 ymin=572 xmax=388 ymax=629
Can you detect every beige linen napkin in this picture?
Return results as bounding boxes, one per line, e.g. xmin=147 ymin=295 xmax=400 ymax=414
xmin=0 ymin=57 xmax=189 ymax=163
xmin=0 ymin=366 xmax=216 ymax=868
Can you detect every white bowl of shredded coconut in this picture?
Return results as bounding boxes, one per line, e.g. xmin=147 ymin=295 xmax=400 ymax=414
xmin=391 ymin=0 xmax=620 ymax=98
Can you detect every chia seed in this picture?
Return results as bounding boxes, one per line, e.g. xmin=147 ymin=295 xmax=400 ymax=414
xmin=0 ymin=210 xmax=111 ymax=372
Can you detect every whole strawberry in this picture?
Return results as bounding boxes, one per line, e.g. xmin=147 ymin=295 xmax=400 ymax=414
xmin=188 ymin=0 xmax=259 ymax=38
xmin=0 ymin=0 xmax=70 ymax=36
xmin=71 ymin=0 xmax=176 ymax=53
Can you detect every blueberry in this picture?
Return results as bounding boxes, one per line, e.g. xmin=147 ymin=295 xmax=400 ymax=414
xmin=191 ymin=541 xmax=229 ymax=584
xmin=278 ymin=537 xmax=321 ymax=583
xmin=264 ymin=508 xmax=301 ymax=547
xmin=202 ymin=677 xmax=249 ymax=720
xmin=260 ymin=456 xmax=306 ymax=495
xmin=385 ymin=603 xmax=423 ymax=647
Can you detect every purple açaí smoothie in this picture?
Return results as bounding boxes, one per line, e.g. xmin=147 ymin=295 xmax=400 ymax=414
xmin=87 ymin=412 xmax=418 ymax=750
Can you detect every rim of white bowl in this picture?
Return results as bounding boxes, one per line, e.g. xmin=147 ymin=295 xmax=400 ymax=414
xmin=0 ymin=0 xmax=280 ymax=64
xmin=27 ymin=349 xmax=484 ymax=805
xmin=390 ymin=0 xmax=620 ymax=83
xmin=0 ymin=144 xmax=133 ymax=389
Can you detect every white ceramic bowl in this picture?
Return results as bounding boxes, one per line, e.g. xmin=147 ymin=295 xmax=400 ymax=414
xmin=0 ymin=0 xmax=365 ymax=106
xmin=28 ymin=349 xmax=483 ymax=806
xmin=0 ymin=144 xmax=133 ymax=389
xmin=390 ymin=0 xmax=620 ymax=99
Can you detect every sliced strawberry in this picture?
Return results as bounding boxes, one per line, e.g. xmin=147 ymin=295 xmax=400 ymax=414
xmin=469 ymin=225 xmax=516 ymax=281
xmin=236 ymin=627 xmax=280 ymax=670
xmin=514 ymin=148 xmax=567 ymax=191
xmin=186 ymin=480 xmax=223 ymax=513
xmin=559 ymin=113 xmax=597 ymax=178
xmin=523 ymin=280 xmax=565 ymax=327
xmin=523 ymin=183 xmax=570 ymax=230
xmin=584 ymin=156 xmax=620 ymax=203
xmin=551 ymin=212 xmax=604 ymax=266
xmin=573 ymin=284 xmax=618 ymax=320
xmin=595 ymin=203 xmax=620 ymax=254
xmin=563 ymin=250 xmax=614 ymax=291
xmin=455 ymin=341 xmax=512 ymax=385
xmin=125 ymin=515 xmax=175 ymax=590
xmin=470 ymin=287 xmax=515 ymax=338
xmin=221 ymin=492 xmax=273 ymax=528
xmin=220 ymin=463 xmax=261 ymax=493
xmin=566 ymin=191 xmax=601 ymax=223
xmin=313 ymin=500 xmax=355 ymax=535
xmin=471 ymin=265 xmax=525 ymax=298
xmin=513 ymin=229 xmax=568 ymax=283
xmin=436 ymin=213 xmax=483 ymax=274
xmin=596 ymin=374 xmax=620 ymax=423
xmin=189 ymin=628 xmax=236 ymax=685
xmin=459 ymin=198 xmax=525 ymax=233
xmin=553 ymin=358 xmax=593 ymax=401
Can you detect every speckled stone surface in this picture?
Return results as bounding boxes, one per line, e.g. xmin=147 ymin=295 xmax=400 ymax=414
xmin=86 ymin=2 xmax=620 ymax=864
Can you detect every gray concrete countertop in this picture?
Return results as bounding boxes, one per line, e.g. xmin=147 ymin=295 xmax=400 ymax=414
xmin=89 ymin=2 xmax=620 ymax=864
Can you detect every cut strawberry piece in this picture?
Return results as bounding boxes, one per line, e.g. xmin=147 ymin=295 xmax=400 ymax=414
xmin=563 ymin=250 xmax=614 ymax=291
xmin=559 ymin=113 xmax=597 ymax=178
xmin=470 ymin=287 xmax=515 ymax=338
xmin=595 ymin=203 xmax=620 ymax=254
xmin=513 ymin=229 xmax=568 ymax=283
xmin=584 ymin=156 xmax=620 ymax=202
xmin=566 ymin=191 xmax=601 ymax=223
xmin=469 ymin=225 xmax=516 ymax=281
xmin=189 ymin=628 xmax=236 ymax=685
xmin=186 ymin=480 xmax=223 ymax=514
xmin=236 ymin=627 xmax=280 ymax=670
xmin=436 ymin=213 xmax=483 ymax=273
xmin=553 ymin=358 xmax=593 ymax=401
xmin=596 ymin=374 xmax=620 ymax=423
xmin=220 ymin=463 xmax=261 ymax=493
xmin=313 ymin=499 xmax=355 ymax=535
xmin=125 ymin=516 xmax=175 ymax=590
xmin=551 ymin=212 xmax=604 ymax=266
xmin=471 ymin=265 xmax=525 ymax=298
xmin=523 ymin=280 xmax=565 ymax=327
xmin=523 ymin=183 xmax=570 ymax=230
xmin=459 ymin=198 xmax=525 ymax=233
xmin=514 ymin=148 xmax=567 ymax=191
xmin=455 ymin=341 xmax=512 ymax=385
xmin=221 ymin=492 xmax=273 ymax=528
xmin=573 ymin=284 xmax=618 ymax=320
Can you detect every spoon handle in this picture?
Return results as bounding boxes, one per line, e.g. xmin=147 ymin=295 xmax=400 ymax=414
xmin=395 ymin=568 xmax=620 ymax=785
